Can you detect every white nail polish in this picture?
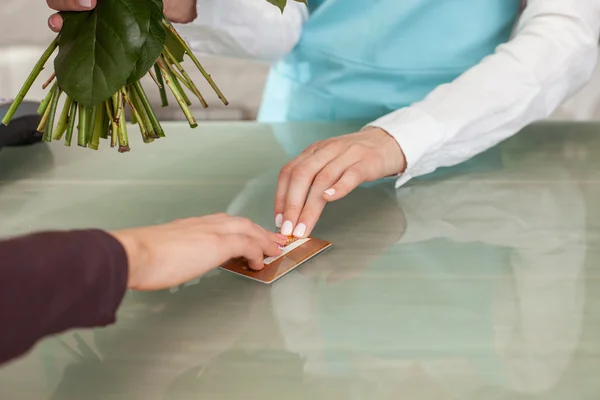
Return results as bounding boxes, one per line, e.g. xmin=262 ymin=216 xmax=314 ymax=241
xmin=79 ymin=0 xmax=92 ymax=8
xmin=293 ymin=223 xmax=306 ymax=238
xmin=275 ymin=214 xmax=283 ymax=228
xmin=324 ymin=188 xmax=336 ymax=196
xmin=281 ymin=221 xmax=293 ymax=236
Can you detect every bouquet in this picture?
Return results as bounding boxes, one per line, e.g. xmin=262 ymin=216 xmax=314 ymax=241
xmin=1 ymin=0 xmax=305 ymax=152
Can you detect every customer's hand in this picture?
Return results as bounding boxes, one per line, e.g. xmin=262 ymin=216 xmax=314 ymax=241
xmin=47 ymin=0 xmax=198 ymax=32
xmin=275 ymin=127 xmax=406 ymax=238
xmin=111 ymin=213 xmax=287 ymax=291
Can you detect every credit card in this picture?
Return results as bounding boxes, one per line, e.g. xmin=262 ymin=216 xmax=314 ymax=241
xmin=219 ymin=237 xmax=332 ymax=284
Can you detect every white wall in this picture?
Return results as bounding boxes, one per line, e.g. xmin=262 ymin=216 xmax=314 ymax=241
xmin=1 ymin=1 xmax=598 ymax=121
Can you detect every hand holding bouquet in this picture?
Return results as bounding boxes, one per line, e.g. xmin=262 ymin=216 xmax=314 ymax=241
xmin=2 ymin=0 xmax=305 ymax=152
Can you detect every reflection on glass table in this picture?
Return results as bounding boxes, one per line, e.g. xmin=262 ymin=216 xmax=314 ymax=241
xmin=0 ymin=122 xmax=599 ymax=399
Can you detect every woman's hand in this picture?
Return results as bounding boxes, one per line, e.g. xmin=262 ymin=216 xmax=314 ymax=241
xmin=46 ymin=0 xmax=198 ymax=32
xmin=112 ymin=214 xmax=287 ymax=291
xmin=275 ymin=128 xmax=406 ymax=238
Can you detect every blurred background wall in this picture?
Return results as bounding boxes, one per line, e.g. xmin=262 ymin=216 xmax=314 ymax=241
xmin=1 ymin=0 xmax=599 ymax=121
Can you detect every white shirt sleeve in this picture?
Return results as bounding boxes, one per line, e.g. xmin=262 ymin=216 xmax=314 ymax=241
xmin=173 ymin=0 xmax=308 ymax=62
xmin=369 ymin=0 xmax=600 ymax=188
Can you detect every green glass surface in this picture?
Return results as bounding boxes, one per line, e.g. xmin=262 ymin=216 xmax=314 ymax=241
xmin=1 ymin=121 xmax=600 ymax=399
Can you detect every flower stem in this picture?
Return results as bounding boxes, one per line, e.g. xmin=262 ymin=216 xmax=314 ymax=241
xmin=122 ymin=87 xmax=151 ymax=141
xmin=45 ymin=86 xmax=62 ymax=141
xmin=65 ymin=101 xmax=77 ymax=147
xmin=105 ymin=99 xmax=115 ymax=135
xmin=158 ymin=59 xmax=197 ymax=128
xmin=109 ymin=96 xmax=119 ymax=148
xmin=37 ymin=90 xmax=55 ymax=132
xmin=39 ymin=85 xmax=61 ymax=137
xmin=162 ymin=20 xmax=228 ymax=106
xmin=164 ymin=46 xmax=208 ymax=108
xmin=2 ymin=36 xmax=59 ymax=125
xmin=148 ymin=69 xmax=162 ymax=89
xmin=89 ymin=105 xmax=104 ymax=150
xmin=37 ymin=82 xmax=57 ymax=115
xmin=86 ymin=105 xmax=97 ymax=146
xmin=117 ymin=93 xmax=129 ymax=152
xmin=77 ymin=103 xmax=88 ymax=147
xmin=42 ymin=72 xmax=56 ymax=90
xmin=37 ymin=84 xmax=56 ymax=115
xmin=162 ymin=55 xmax=191 ymax=106
xmin=53 ymin=96 xmax=73 ymax=140
xmin=133 ymin=81 xmax=165 ymax=137
xmin=100 ymin=106 xmax=109 ymax=139
xmin=153 ymin=63 xmax=169 ymax=107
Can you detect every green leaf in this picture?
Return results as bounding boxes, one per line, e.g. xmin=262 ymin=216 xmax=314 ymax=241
xmin=128 ymin=0 xmax=166 ymax=83
xmin=266 ymin=0 xmax=287 ymax=12
xmin=165 ymin=27 xmax=186 ymax=64
xmin=55 ymin=0 xmax=166 ymax=107
xmin=266 ymin=0 xmax=307 ymax=13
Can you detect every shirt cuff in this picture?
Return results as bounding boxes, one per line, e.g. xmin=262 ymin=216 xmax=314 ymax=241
xmin=367 ymin=107 xmax=445 ymax=187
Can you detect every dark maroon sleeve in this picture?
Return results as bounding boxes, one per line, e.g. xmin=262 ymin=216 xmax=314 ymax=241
xmin=0 ymin=230 xmax=128 ymax=365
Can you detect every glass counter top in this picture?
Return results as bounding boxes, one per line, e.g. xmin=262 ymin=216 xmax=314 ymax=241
xmin=1 ymin=121 xmax=599 ymax=399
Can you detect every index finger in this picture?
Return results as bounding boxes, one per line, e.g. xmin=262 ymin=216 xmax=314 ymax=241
xmin=47 ymin=0 xmax=96 ymax=11
xmin=47 ymin=0 xmax=97 ymax=32
xmin=224 ymin=234 xmax=265 ymax=271
xmin=274 ymin=148 xmax=316 ymax=228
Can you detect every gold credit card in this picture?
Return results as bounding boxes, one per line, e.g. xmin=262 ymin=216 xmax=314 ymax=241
xmin=219 ymin=237 xmax=332 ymax=284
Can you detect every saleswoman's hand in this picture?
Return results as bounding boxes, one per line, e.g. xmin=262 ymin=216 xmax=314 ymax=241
xmin=46 ymin=0 xmax=198 ymax=32
xmin=112 ymin=214 xmax=287 ymax=291
xmin=275 ymin=128 xmax=406 ymax=238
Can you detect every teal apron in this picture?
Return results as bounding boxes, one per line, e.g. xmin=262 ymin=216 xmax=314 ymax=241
xmin=257 ymin=2 xmax=520 ymax=384
xmin=260 ymin=0 xmax=519 ymax=182
xmin=258 ymin=0 xmax=521 ymax=123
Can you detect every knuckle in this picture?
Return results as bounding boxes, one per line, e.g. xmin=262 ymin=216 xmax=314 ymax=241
xmin=284 ymin=203 xmax=303 ymax=214
xmin=347 ymin=166 xmax=364 ymax=180
xmin=305 ymin=142 xmax=320 ymax=153
xmin=314 ymin=170 xmax=334 ymax=186
xmin=291 ymin=167 xmax=311 ymax=181
xmin=241 ymin=218 xmax=256 ymax=230
xmin=231 ymin=217 xmax=255 ymax=231
xmin=238 ymin=234 xmax=250 ymax=245
xmin=279 ymin=164 xmax=293 ymax=179
xmin=324 ymin=140 xmax=344 ymax=153
xmin=301 ymin=207 xmax=322 ymax=220
xmin=366 ymin=152 xmax=383 ymax=163
xmin=207 ymin=233 xmax=222 ymax=246
xmin=347 ymin=143 xmax=366 ymax=154
xmin=230 ymin=216 xmax=247 ymax=226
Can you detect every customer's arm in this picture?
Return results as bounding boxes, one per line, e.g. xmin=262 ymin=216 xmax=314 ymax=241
xmin=0 ymin=214 xmax=286 ymax=365
xmin=0 ymin=230 xmax=128 ymax=364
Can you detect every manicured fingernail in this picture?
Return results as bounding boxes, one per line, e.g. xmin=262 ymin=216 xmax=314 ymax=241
xmin=48 ymin=18 xmax=56 ymax=30
xmin=324 ymin=188 xmax=336 ymax=196
xmin=281 ymin=221 xmax=293 ymax=236
xmin=293 ymin=223 xmax=306 ymax=238
xmin=79 ymin=0 xmax=93 ymax=8
xmin=275 ymin=214 xmax=283 ymax=228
